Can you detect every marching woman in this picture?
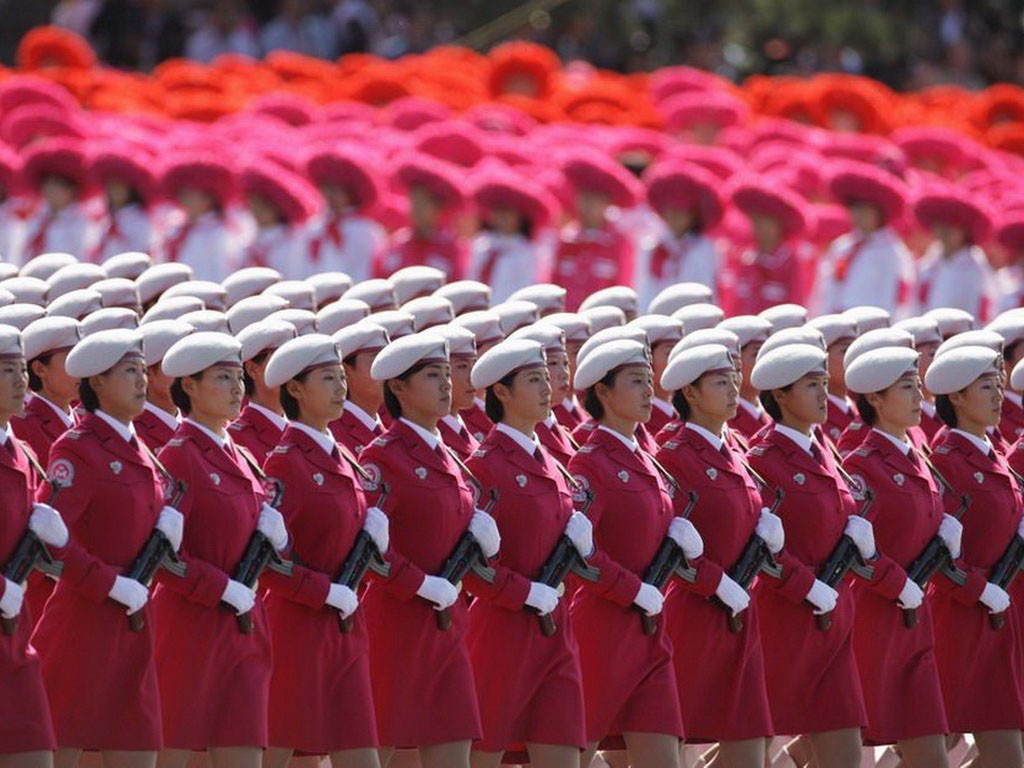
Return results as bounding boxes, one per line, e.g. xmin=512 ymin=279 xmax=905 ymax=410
xmin=745 ymin=344 xmax=872 ymax=768
xmin=358 ymin=331 xmax=499 ymax=768
xmin=90 ymin=145 xmax=160 ymax=263
xmin=654 ymin=344 xmax=779 ymax=767
xmin=151 ymin=332 xmax=288 ymax=768
xmin=925 ymin=346 xmax=1024 ymax=767
xmin=568 ymin=339 xmax=693 ymax=768
xmin=841 ymin=347 xmax=953 ymax=766
xmin=134 ymin=321 xmax=194 ymax=452
xmin=260 ymin=335 xmax=388 ymax=768
xmin=0 ymin=325 xmax=60 ymax=768
xmin=463 ymin=338 xmax=589 ymax=768
xmin=32 ymin=329 xmax=184 ymax=768
xmin=437 ymin=327 xmax=483 ymax=461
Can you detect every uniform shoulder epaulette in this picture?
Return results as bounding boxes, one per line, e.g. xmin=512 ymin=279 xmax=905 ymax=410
xmin=65 ymin=428 xmax=85 ymax=441
xmin=933 ymin=445 xmax=951 ymax=455
xmin=272 ymin=444 xmax=291 ymax=455
xmin=166 ymin=437 xmax=186 ymax=448
xmin=578 ymin=443 xmax=596 ymax=454
xmin=471 ymin=447 xmax=488 ymax=459
xmin=369 ymin=435 xmax=392 ymax=448
xmin=749 ymin=444 xmax=768 ymax=456
xmin=227 ymin=421 xmax=245 ymax=432
xmin=663 ymin=439 xmax=680 ymax=450
xmin=664 ymin=422 xmax=680 ymax=432
xmin=853 ymin=446 xmax=871 ymax=457
xmin=579 ymin=422 xmax=597 ymax=432
xmin=849 ymin=421 xmax=863 ymax=431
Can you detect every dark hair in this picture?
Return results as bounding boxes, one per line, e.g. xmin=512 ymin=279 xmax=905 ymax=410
xmin=28 ymin=353 xmax=53 ymax=393
xmin=855 ymin=393 xmax=877 ymax=426
xmin=1005 ymin=341 xmax=1021 ymax=365
xmin=758 ymin=385 xmax=793 ymax=422
xmin=484 ymin=369 xmax=520 ymax=423
xmin=243 ymin=352 xmax=269 ymax=398
xmin=171 ymin=375 xmax=196 ymax=415
xmin=582 ymin=368 xmax=624 ymax=419
xmin=935 ymin=393 xmax=957 ymax=427
xmin=671 ymin=389 xmax=690 ymax=421
xmin=278 ymin=370 xmax=311 ymax=420
xmin=483 ymin=213 xmax=533 ymax=239
xmin=383 ymin=361 xmax=429 ymax=419
xmin=78 ymin=378 xmax=99 ymax=412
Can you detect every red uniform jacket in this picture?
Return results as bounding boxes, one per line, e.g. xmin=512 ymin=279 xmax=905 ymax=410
xmin=228 ymin=404 xmax=286 ymax=463
xmin=459 ymin=402 xmax=493 ymax=444
xmin=837 ymin=420 xmax=930 ymax=457
xmin=1002 ymin=396 xmax=1024 ymax=444
xmin=573 ymin=419 xmax=659 ymax=455
xmin=918 ymin=406 xmax=944 ymax=443
xmin=552 ymin=399 xmax=586 ymax=432
xmin=647 ymin=401 xmax=676 ymax=437
xmin=133 ymin=405 xmax=178 ymax=452
xmin=824 ymin=396 xmax=857 ymax=446
xmin=729 ymin=400 xmax=771 ymax=441
xmin=552 ymin=223 xmax=635 ymax=311
xmin=377 ymin=228 xmax=468 ymax=280
xmin=329 ymin=406 xmax=383 ymax=458
xmin=438 ymin=417 xmax=480 ymax=462
xmin=12 ymin=395 xmax=75 ymax=466
xmin=719 ymin=241 xmax=811 ymax=316
xmin=535 ymin=418 xmax=577 ymax=470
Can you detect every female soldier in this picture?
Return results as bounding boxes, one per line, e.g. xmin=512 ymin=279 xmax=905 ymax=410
xmin=358 ymin=331 xmax=500 ymax=768
xmin=32 ymin=329 xmax=183 ymax=768
xmin=464 ymin=338 xmax=590 ymax=768
xmin=261 ymin=334 xmax=388 ymax=768
xmin=152 ymin=332 xmax=289 ymax=768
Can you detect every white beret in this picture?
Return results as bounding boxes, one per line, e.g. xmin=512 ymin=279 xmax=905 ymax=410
xmin=141 ymin=295 xmax=205 ymax=325
xmin=267 ymin=308 xmax=317 ymax=335
xmin=47 ymin=288 xmax=102 ymax=319
xmin=509 ymin=323 xmax=566 ymax=352
xmin=316 ymin=298 xmax=371 ymax=335
xmin=842 ymin=305 xmax=891 ymax=334
xmin=843 ymin=328 xmax=915 ymax=368
xmin=163 ymin=331 xmax=243 ymax=378
xmin=433 ymin=280 xmax=491 ymax=315
xmin=0 ymin=265 xmax=18 ymax=283
xmin=367 ymin=309 xmax=415 ymax=340
xmin=450 ymin=310 xmax=504 ymax=345
xmin=923 ymin=307 xmax=974 ymax=338
xmin=492 ymin=300 xmax=540 ymax=334
xmin=342 ymin=279 xmax=397 ymax=312
xmin=334 ymin=321 xmax=390 ymax=359
xmin=986 ymin=309 xmax=1024 ymax=347
xmin=225 ymin=294 xmax=288 ymax=334
xmin=925 ymin=346 xmax=1000 ymax=395
xmin=81 ymin=307 xmax=139 ymax=336
xmin=1011 ymin=356 xmax=1024 ymax=391
xmin=20 ymin=252 xmax=77 ymax=280
xmin=371 ymin=331 xmax=449 ymax=381
xmin=0 ymin=287 xmax=14 ymax=308
xmin=577 ymin=326 xmax=648 ymax=366
xmin=579 ymin=286 xmax=639 ymax=317
xmin=935 ymin=329 xmax=1003 ymax=357
xmin=222 ymin=267 xmax=282 ymax=306
xmin=306 ymin=271 xmax=353 ymax=308
xmin=629 ymin=315 xmax=684 ymax=347
xmin=135 ymin=263 xmax=193 ymax=305
xmin=434 ymin=324 xmax=477 ymax=357
xmin=807 ymin=314 xmax=858 ymax=347
xmin=139 ymin=320 xmax=195 ymax=365
xmin=93 ymin=278 xmax=141 ymax=309
xmin=101 ymin=251 xmax=152 ymax=280
xmin=471 ymin=339 xmax=546 ymax=389
xmin=179 ymin=309 xmax=229 ymax=334
xmin=845 ymin=347 xmax=919 ymax=394
xmin=673 ymin=302 xmax=725 ymax=333
xmin=757 ymin=327 xmax=826 ymax=360
xmin=237 ymin=319 xmax=298 ymax=362
xmin=647 ymin=282 xmax=713 ymax=316
xmin=750 ymin=343 xmax=828 ymax=391
xmin=715 ymin=316 xmax=770 ymax=349
xmin=23 ymin=316 xmax=81 ymax=360
xmin=163 ymin=280 xmax=228 ymax=311
xmin=264 ymin=334 xmax=341 ymax=388
xmin=0 ymin=276 xmax=48 ymax=305
xmin=390 ymin=266 xmax=447 ymax=305
xmin=662 ymin=343 xmax=736 ymax=391
xmin=893 ymin=317 xmax=942 ymax=347
xmin=507 ymin=284 xmax=565 ymax=314
xmin=0 ymin=324 xmax=22 ymax=359
xmin=403 ymin=295 xmax=455 ymax=331
xmin=264 ymin=280 xmax=316 ymax=311
xmin=0 ymin=304 xmax=46 ymax=330
xmin=758 ymin=303 xmax=807 ymax=332
xmin=65 ymin=328 xmax=144 ymax=378
xmin=578 ymin=305 xmax=625 ymax=334
xmin=669 ymin=328 xmax=741 ymax=362
xmin=537 ymin=312 xmax=590 ymax=342
xmin=574 ymin=339 xmax=650 ymax=390
xmin=47 ymin=263 xmax=107 ymax=301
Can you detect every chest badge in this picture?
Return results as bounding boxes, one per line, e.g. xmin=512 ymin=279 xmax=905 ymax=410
xmin=705 ymin=467 xmax=718 ymax=480
xmin=415 ymin=466 xmax=427 ymax=479
xmin=312 ymin=472 xmax=324 ymax=486
xmin=893 ymin=473 xmax=905 ymax=486
xmin=109 ymin=460 xmax=122 ymax=475
xmin=793 ymin=472 xmax=806 ymax=485
xmin=975 ymin=471 xmax=985 ymax=484
xmin=210 ymin=472 xmax=220 ymax=486
xmin=618 ymin=470 xmax=629 ymax=483
xmin=516 ymin=474 xmax=527 ymax=487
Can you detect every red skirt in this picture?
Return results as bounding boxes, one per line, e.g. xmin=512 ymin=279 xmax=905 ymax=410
xmin=0 ymin=601 xmax=55 ymax=754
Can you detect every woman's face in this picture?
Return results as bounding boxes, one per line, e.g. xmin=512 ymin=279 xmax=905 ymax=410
xmin=449 ymin=356 xmax=477 ymax=412
xmin=597 ymin=364 xmax=654 ymax=425
xmin=950 ymin=372 xmax=1004 ymax=429
xmin=41 ymin=176 xmax=77 ymax=211
xmin=33 ymin=350 xmax=79 ymax=404
xmin=935 ymin=223 xmax=968 ymax=254
xmin=184 ymin=365 xmax=245 ymax=425
xmin=489 ymin=206 xmax=522 ymax=236
xmin=867 ymin=373 xmax=923 ymax=430
xmin=775 ymin=372 xmax=829 ymax=427
xmin=650 ymin=341 xmax=674 ymax=397
xmin=0 ymin=357 xmax=27 ymax=422
xmin=409 ymin=186 xmax=442 ymax=231
xmin=684 ymin=369 xmax=739 ymax=424
xmin=246 ymin=193 xmax=282 ymax=228
xmin=178 ymin=187 xmax=216 ymax=219
xmin=546 ymin=349 xmax=570 ymax=404
xmin=288 ymin=364 xmax=347 ymax=427
xmin=105 ymin=179 xmax=133 ymax=210
xmin=319 ymin=182 xmax=353 ymax=214
xmin=342 ymin=349 xmax=382 ymax=403
xmin=662 ymin=207 xmax=696 ymax=238
xmin=92 ymin=355 xmax=148 ymax=422
xmin=392 ymin=362 xmax=452 ymax=423
xmin=498 ymin=365 xmax=552 ymax=427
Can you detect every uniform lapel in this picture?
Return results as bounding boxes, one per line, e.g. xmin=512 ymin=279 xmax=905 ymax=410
xmin=496 ymin=430 xmax=551 ymax=482
xmin=285 ymin=425 xmax=344 ymax=478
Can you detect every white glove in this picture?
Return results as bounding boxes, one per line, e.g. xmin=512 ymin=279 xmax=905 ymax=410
xmin=755 ymin=507 xmax=785 ymax=555
xmin=805 ymin=579 xmax=839 ymax=615
xmin=938 ymin=514 xmax=963 ymax=559
xmin=108 ymin=575 xmax=149 ymax=615
xmin=416 ymin=575 xmax=459 ymax=611
xmin=897 ymin=578 xmax=924 ymax=610
xmin=844 ymin=516 xmax=876 ymax=560
xmin=468 ymin=509 xmax=500 ymax=559
xmin=714 ymin=573 xmax=751 ymax=616
xmin=257 ymin=504 xmax=289 ymax=552
xmin=633 ymin=582 xmax=665 ymax=616
xmin=325 ymin=584 xmax=359 ymax=618
xmin=362 ymin=506 xmax=389 ymax=553
xmin=156 ymin=506 xmax=184 ymax=552
xmin=980 ymin=582 xmax=1011 ymax=614
xmin=668 ymin=517 xmax=704 ymax=560
xmin=28 ymin=503 xmax=68 ymax=548
xmin=221 ymin=579 xmax=256 ymax=615
xmin=0 ymin=577 xmax=24 ymax=619
xmin=564 ymin=512 xmax=594 ymax=557
xmin=525 ymin=582 xmax=559 ymax=615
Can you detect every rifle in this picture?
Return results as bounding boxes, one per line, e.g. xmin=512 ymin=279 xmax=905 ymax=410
xmin=638 ymin=489 xmax=699 ymax=636
xmin=2 ymin=480 xmax=65 ymax=636
xmin=434 ymin=488 xmax=498 ymax=631
xmin=127 ymin=479 xmax=188 ymax=632
xmin=815 ymin=487 xmax=876 ymax=631
xmin=988 ymin=464 xmax=1024 ymax=630
xmin=334 ymin=483 xmax=391 ymax=633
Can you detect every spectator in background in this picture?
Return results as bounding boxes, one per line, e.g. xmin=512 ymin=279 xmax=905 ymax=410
xmin=331 ymin=0 xmax=377 ymax=56
xmin=185 ymin=0 xmax=259 ymax=63
xmin=89 ymin=0 xmax=187 ymax=70
xmin=51 ymin=0 xmax=101 ymax=38
xmin=260 ymin=0 xmax=335 ymax=59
